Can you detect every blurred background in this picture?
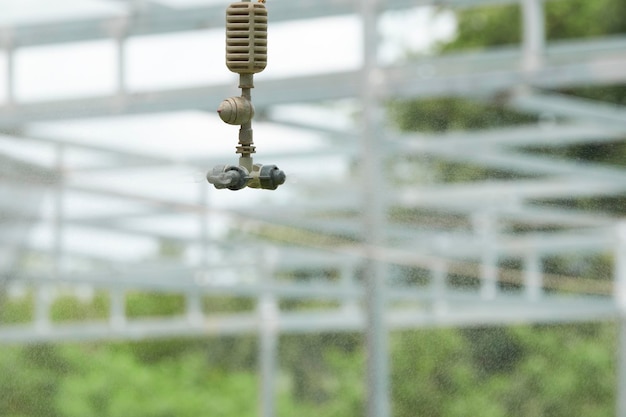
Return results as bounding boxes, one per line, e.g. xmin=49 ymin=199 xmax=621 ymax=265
xmin=1 ymin=0 xmax=626 ymax=416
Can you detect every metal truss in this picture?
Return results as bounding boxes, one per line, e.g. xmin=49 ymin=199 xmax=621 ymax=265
xmin=1 ymin=0 xmax=626 ymax=416
xmin=1 ymin=36 xmax=625 ymax=126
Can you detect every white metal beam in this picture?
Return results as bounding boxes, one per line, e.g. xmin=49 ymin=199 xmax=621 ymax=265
xmin=508 ymin=90 xmax=626 ymax=128
xmin=6 ymin=0 xmax=551 ymax=47
xmin=0 ymin=297 xmax=617 ymax=344
xmin=0 ymin=36 xmax=624 ymax=125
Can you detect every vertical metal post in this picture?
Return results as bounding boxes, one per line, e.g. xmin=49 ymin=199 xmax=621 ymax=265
xmin=340 ymin=263 xmax=358 ymax=312
xmin=187 ymin=182 xmax=209 ymax=325
xmin=431 ymin=259 xmax=448 ymax=315
xmin=615 ymin=222 xmax=626 ymax=417
xmin=114 ymin=20 xmax=128 ymax=98
xmin=199 ymin=180 xmax=209 ymax=267
xmin=474 ymin=212 xmax=498 ymax=300
xmin=524 ymin=250 xmax=542 ymax=301
xmin=117 ymin=36 xmax=126 ymax=97
xmin=521 ymin=0 xmax=545 ymax=72
xmin=258 ymin=252 xmax=278 ymax=417
xmin=480 ymin=247 xmax=498 ymax=300
xmin=3 ymin=29 xmax=15 ymax=106
xmin=186 ymin=289 xmax=203 ymax=325
xmin=360 ymin=0 xmax=390 ymax=416
xmin=110 ymin=288 xmax=126 ymax=330
xmin=53 ymin=144 xmax=65 ymax=279
xmin=37 ymin=144 xmax=65 ymax=330
xmin=258 ymin=296 xmax=278 ymax=417
xmin=618 ymin=318 xmax=626 ymax=417
xmin=34 ymin=285 xmax=51 ymax=331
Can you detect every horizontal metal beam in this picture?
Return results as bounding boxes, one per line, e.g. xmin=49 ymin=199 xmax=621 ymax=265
xmin=10 ymin=131 xmax=172 ymax=163
xmin=402 ymin=143 xmax=626 ymax=182
xmin=383 ymin=36 xmax=626 ymax=98
xmin=0 ymin=240 xmax=136 ymax=265
xmin=0 ymin=297 xmax=616 ymax=344
xmin=508 ymin=90 xmax=626 ymax=128
xmin=8 ymin=273 xmax=360 ymax=299
xmin=395 ymin=123 xmax=626 ymax=150
xmin=396 ymin=177 xmax=626 ymax=206
xmin=6 ymin=0 xmax=543 ymax=48
xmin=3 ymin=174 xmax=619 ymax=255
xmin=257 ymin=121 xmax=626 ymax=158
xmin=495 ymin=205 xmax=615 ymax=227
xmin=0 ymin=36 xmax=625 ymax=126
xmin=250 ymin=217 xmax=615 ymax=257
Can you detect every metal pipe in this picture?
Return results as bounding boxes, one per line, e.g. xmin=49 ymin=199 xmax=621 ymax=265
xmin=4 ymin=31 xmax=15 ymax=106
xmin=116 ymin=30 xmax=127 ymax=97
xmin=258 ymin=252 xmax=277 ymax=417
xmin=474 ymin=212 xmax=498 ymax=300
xmin=521 ymin=0 xmax=545 ymax=72
xmin=188 ymin=182 xmax=209 ymax=324
xmin=360 ymin=0 xmax=390 ymax=416
xmin=524 ymin=251 xmax=542 ymax=301
xmin=618 ymin=318 xmax=626 ymax=417
xmin=109 ymin=289 xmax=126 ymax=329
xmin=615 ymin=222 xmax=626 ymax=417
xmin=431 ymin=259 xmax=448 ymax=314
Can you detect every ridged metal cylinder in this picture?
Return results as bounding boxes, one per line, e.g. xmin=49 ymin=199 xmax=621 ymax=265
xmin=226 ymin=2 xmax=268 ymax=74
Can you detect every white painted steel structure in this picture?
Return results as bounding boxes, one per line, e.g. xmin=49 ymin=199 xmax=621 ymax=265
xmin=0 ymin=0 xmax=625 ymax=416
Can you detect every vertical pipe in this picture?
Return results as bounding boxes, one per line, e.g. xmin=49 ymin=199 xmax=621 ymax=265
xmin=186 ymin=290 xmax=203 ymax=325
xmin=110 ymin=288 xmax=126 ymax=330
xmin=258 ymin=252 xmax=277 ymax=417
xmin=474 ymin=212 xmax=498 ymax=300
xmin=360 ymin=0 xmax=390 ymax=416
xmin=524 ymin=251 xmax=542 ymax=301
xmin=480 ymin=247 xmax=498 ymax=300
xmin=340 ymin=263 xmax=358 ymax=312
xmin=615 ymin=222 xmax=626 ymax=417
xmin=34 ymin=285 xmax=51 ymax=331
xmin=116 ymin=32 xmax=127 ymax=97
xmin=618 ymin=319 xmax=626 ymax=417
xmin=5 ymin=31 xmax=15 ymax=106
xmin=37 ymin=144 xmax=65 ymax=330
xmin=258 ymin=296 xmax=277 ymax=417
xmin=53 ymin=144 xmax=65 ymax=280
xmin=616 ymin=222 xmax=626 ymax=312
xmin=521 ymin=0 xmax=545 ymax=72
xmin=199 ymin=180 xmax=209 ymax=268
xmin=238 ymin=74 xmax=255 ymax=171
xmin=431 ymin=259 xmax=448 ymax=315
xmin=188 ymin=182 xmax=209 ymax=324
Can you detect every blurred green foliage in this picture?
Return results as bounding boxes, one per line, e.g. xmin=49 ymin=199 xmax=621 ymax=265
xmin=389 ymin=97 xmax=536 ymax=133
xmin=56 ymin=347 xmax=258 ymax=417
xmin=441 ymin=0 xmax=626 ymax=51
xmin=0 ymin=292 xmax=619 ymax=416
xmin=125 ymin=292 xmax=186 ymax=318
xmin=0 ymin=292 xmax=33 ymax=324
xmin=50 ymin=292 xmax=109 ymax=322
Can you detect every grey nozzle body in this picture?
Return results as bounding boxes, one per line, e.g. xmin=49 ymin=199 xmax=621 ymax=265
xmin=247 ymin=164 xmax=286 ymax=190
xmin=206 ymin=165 xmax=249 ymax=190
